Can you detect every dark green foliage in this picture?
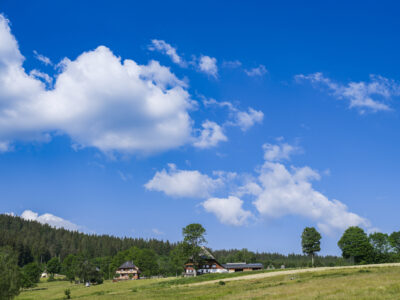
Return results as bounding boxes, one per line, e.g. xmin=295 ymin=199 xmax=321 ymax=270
xmin=0 ymin=214 xmax=371 ymax=280
xmin=47 ymin=257 xmax=61 ymax=275
xmin=213 ymin=249 xmax=344 ymax=268
xmin=0 ymin=246 xmax=21 ymax=299
xmin=64 ymin=288 xmax=71 ymax=299
xmin=16 ymin=243 xmax=33 ymax=267
xmin=62 ymin=254 xmax=77 ymax=282
xmin=338 ymin=227 xmax=373 ymax=264
xmin=301 ymin=227 xmax=322 ymax=267
xmin=110 ymin=247 xmax=159 ymax=277
xmin=389 ymin=231 xmax=400 ymax=253
xmin=218 ymin=280 xmax=225 ymax=285
xmin=164 ymin=244 xmax=187 ymax=275
xmin=182 ymin=223 xmax=206 ymax=246
xmin=369 ymin=232 xmax=393 ymax=263
xmin=20 ymin=262 xmax=42 ymax=288
xmin=182 ymin=223 xmax=207 ymax=269
xmin=72 ymin=255 xmax=103 ymax=284
xmin=0 ymin=214 xmax=175 ymax=262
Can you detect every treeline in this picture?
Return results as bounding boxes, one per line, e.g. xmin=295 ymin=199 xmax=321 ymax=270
xmin=213 ymin=249 xmax=344 ymax=268
xmin=0 ymin=214 xmax=175 ymax=264
xmin=0 ymin=214 xmax=346 ymax=274
xmin=5 ymin=214 xmax=400 ymax=288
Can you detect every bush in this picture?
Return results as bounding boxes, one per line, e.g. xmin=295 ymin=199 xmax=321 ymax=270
xmin=21 ymin=262 xmax=42 ymax=288
xmin=218 ymin=281 xmax=225 ymax=286
xmin=64 ymin=288 xmax=71 ymax=299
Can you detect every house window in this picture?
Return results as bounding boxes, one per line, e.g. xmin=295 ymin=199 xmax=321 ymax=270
xmin=212 ymin=264 xmax=216 ymax=268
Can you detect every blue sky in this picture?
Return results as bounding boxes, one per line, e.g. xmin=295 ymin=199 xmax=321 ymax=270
xmin=1 ymin=0 xmax=400 ymax=255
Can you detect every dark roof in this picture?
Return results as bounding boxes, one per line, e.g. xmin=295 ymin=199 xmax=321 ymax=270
xmin=222 ymin=263 xmax=263 ymax=269
xmin=119 ymin=261 xmax=137 ymax=269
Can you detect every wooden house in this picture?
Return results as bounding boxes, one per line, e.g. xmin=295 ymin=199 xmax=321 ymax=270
xmin=115 ymin=261 xmax=140 ymax=280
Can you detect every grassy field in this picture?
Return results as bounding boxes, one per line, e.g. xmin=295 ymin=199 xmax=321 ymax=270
xmin=17 ymin=265 xmax=400 ymax=299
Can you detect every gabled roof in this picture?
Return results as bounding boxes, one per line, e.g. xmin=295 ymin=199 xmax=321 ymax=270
xmin=119 ymin=261 xmax=137 ymax=269
xmin=200 ymin=246 xmax=215 ymax=259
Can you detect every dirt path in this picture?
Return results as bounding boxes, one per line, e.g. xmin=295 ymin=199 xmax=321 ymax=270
xmin=188 ymin=263 xmax=400 ymax=286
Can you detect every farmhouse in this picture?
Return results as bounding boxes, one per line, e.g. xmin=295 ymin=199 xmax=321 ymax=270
xmin=222 ymin=262 xmax=263 ymax=272
xmin=115 ymin=261 xmax=140 ymax=280
xmin=184 ymin=247 xmax=228 ymax=276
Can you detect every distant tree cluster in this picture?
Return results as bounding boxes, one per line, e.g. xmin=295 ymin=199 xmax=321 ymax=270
xmin=299 ymin=226 xmax=400 ymax=266
xmin=338 ymin=226 xmax=400 ymax=264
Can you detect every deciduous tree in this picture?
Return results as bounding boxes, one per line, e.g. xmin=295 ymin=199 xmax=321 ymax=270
xmin=338 ymin=227 xmax=373 ymax=264
xmin=389 ymin=231 xmax=400 ymax=253
xmin=301 ymin=227 xmax=321 ymax=267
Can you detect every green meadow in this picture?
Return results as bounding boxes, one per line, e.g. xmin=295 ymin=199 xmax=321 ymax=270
xmin=17 ymin=265 xmax=400 ymax=299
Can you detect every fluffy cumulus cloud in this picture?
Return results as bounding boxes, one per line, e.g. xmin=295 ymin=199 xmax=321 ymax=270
xmin=148 ymin=39 xmax=185 ymax=66
xmin=263 ymin=143 xmax=298 ymax=161
xmin=144 ymin=163 xmax=224 ymax=198
xmin=145 ymin=142 xmax=369 ymax=232
xmin=235 ymin=108 xmax=264 ymax=131
xmin=202 ymin=196 xmax=252 ymax=226
xmin=203 ymin=98 xmax=264 ymax=131
xmin=295 ymin=72 xmax=400 ymax=113
xmin=198 ymin=55 xmax=218 ymax=78
xmin=0 ymin=15 xmax=198 ymax=154
xmin=244 ymin=64 xmax=267 ymax=77
xmin=193 ymin=120 xmax=227 ymax=148
xmin=248 ymin=143 xmax=370 ymax=234
xmin=21 ymin=210 xmax=80 ymax=231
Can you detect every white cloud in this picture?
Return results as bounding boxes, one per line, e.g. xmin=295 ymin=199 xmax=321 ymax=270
xmin=249 ymin=143 xmax=370 ymax=234
xmin=222 ymin=60 xmax=242 ymax=68
xmin=33 ymin=50 xmax=52 ymax=66
xmin=21 ymin=210 xmax=80 ymax=231
xmin=152 ymin=228 xmax=164 ymax=235
xmin=198 ymin=55 xmax=218 ymax=78
xmin=295 ymin=72 xmax=400 ymax=113
xmin=263 ymin=143 xmax=298 ymax=161
xmin=144 ymin=163 xmax=224 ymax=198
xmin=193 ymin=120 xmax=227 ymax=148
xmin=203 ymin=98 xmax=264 ymax=131
xmin=0 ymin=15 xmax=202 ymax=155
xmin=29 ymin=69 xmax=53 ymax=85
xmin=245 ymin=64 xmax=267 ymax=77
xmin=202 ymin=196 xmax=252 ymax=226
xmin=149 ymin=39 xmax=185 ymax=66
xmin=235 ymin=108 xmax=264 ymax=131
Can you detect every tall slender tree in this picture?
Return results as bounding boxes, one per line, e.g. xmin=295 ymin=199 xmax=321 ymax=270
xmin=301 ymin=227 xmax=321 ymax=267
xmin=182 ymin=223 xmax=207 ymax=274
